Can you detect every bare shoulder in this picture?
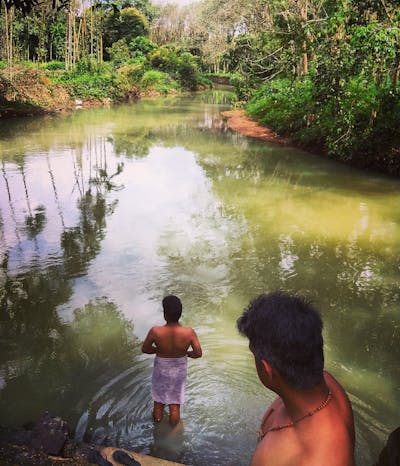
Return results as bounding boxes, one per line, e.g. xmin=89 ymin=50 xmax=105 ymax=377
xmin=324 ymin=372 xmax=354 ymax=423
xmin=149 ymin=325 xmax=164 ymax=335
xmin=181 ymin=325 xmax=197 ymax=335
xmin=324 ymin=371 xmax=350 ymax=401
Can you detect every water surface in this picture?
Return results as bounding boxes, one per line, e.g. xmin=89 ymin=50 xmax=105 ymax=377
xmin=0 ymin=90 xmax=399 ymax=465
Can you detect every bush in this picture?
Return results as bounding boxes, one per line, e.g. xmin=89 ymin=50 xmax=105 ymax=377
xmin=40 ymin=61 xmax=65 ymax=70
xmin=140 ymin=70 xmax=177 ymax=93
xmin=117 ymin=62 xmax=146 ymax=84
xmin=129 ymin=36 xmax=158 ymax=57
xmin=247 ymin=77 xmax=314 ymax=137
xmin=107 ymin=39 xmax=131 ymax=67
xmin=230 ymin=72 xmax=256 ymax=100
xmin=53 ymin=69 xmax=127 ymax=100
xmin=148 ymin=46 xmax=178 ymax=72
xmin=175 ymin=52 xmax=200 ymax=90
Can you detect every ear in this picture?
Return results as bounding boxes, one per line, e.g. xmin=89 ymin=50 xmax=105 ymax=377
xmin=260 ymin=359 xmax=273 ymax=379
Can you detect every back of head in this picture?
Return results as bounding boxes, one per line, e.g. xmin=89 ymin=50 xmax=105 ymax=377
xmin=162 ymin=295 xmax=182 ymax=323
xmin=237 ymin=291 xmax=324 ymax=389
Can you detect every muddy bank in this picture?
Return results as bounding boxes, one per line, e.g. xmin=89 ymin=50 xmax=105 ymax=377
xmin=221 ymin=109 xmax=288 ymax=145
xmin=222 ymin=109 xmax=400 ymax=176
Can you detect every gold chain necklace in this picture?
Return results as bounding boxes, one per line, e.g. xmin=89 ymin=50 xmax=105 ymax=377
xmin=258 ymin=390 xmax=332 ymax=441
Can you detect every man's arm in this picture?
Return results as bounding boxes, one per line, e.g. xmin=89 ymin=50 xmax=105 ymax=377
xmin=142 ymin=328 xmax=157 ymax=354
xmin=187 ymin=329 xmax=202 ymax=358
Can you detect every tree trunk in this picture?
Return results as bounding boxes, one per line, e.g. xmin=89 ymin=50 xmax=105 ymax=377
xmin=300 ymin=1 xmax=308 ymax=76
xmin=4 ymin=4 xmax=14 ymax=80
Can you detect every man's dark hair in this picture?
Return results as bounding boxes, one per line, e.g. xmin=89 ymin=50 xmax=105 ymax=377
xmin=162 ymin=295 xmax=182 ymax=322
xmin=237 ymin=291 xmax=324 ymax=389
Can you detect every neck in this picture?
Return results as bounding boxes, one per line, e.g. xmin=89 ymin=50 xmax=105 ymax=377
xmin=278 ymin=381 xmax=330 ymax=420
xmin=165 ymin=321 xmax=180 ymax=326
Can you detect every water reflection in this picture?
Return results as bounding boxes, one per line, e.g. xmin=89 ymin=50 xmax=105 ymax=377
xmin=0 ymin=91 xmax=399 ymax=465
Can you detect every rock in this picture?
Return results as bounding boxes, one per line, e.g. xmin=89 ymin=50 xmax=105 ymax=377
xmin=62 ymin=438 xmax=98 ymax=460
xmin=0 ymin=425 xmax=32 ymax=445
xmin=29 ymin=413 xmax=69 ymax=455
xmin=0 ymin=442 xmax=52 ymax=466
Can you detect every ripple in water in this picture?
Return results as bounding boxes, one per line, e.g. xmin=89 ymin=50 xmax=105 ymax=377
xmin=75 ymin=338 xmax=272 ymax=465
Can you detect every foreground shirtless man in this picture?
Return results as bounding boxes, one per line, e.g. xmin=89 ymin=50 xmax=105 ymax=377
xmin=142 ymin=295 xmax=202 ymax=425
xmin=237 ymin=291 xmax=355 ymax=466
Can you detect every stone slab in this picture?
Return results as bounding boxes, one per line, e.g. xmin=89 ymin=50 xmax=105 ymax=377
xmin=101 ymin=447 xmax=185 ymax=466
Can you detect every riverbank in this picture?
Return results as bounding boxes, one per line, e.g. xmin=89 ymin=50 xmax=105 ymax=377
xmin=0 ymin=65 xmax=209 ymax=119
xmin=221 ymin=109 xmax=288 ymax=145
xmin=0 ymin=414 xmax=184 ymax=466
xmin=222 ymin=108 xmax=400 ymax=176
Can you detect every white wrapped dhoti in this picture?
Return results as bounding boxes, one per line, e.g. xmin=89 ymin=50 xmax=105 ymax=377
xmin=151 ymin=355 xmax=188 ymax=405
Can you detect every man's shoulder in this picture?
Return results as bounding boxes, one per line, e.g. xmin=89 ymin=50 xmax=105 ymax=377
xmin=180 ymin=325 xmax=196 ymax=334
xmin=254 ymin=424 xmax=354 ymax=466
xmin=149 ymin=325 xmax=164 ymax=334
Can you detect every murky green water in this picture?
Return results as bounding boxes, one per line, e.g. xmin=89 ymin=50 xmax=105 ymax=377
xmin=0 ymin=90 xmax=399 ymax=466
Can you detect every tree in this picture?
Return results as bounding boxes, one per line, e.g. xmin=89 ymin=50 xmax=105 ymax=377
xmin=103 ymin=6 xmax=149 ymax=52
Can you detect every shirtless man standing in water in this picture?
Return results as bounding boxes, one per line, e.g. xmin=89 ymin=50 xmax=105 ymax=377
xmin=237 ymin=291 xmax=355 ymax=466
xmin=142 ymin=295 xmax=202 ymax=425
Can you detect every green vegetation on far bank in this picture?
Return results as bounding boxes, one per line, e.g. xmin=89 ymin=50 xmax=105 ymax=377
xmin=0 ymin=39 xmax=213 ymax=117
xmin=1 ymin=0 xmax=399 ymax=174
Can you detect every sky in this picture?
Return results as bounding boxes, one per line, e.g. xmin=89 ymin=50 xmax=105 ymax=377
xmin=153 ymin=0 xmax=196 ymax=6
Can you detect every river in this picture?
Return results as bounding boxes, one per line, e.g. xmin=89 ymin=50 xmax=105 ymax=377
xmin=0 ymin=90 xmax=399 ymax=466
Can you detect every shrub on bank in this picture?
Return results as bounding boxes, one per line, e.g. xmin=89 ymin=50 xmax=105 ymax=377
xmin=52 ymin=65 xmax=127 ymax=100
xmin=40 ymin=61 xmax=65 ymax=70
xmin=246 ymin=74 xmax=400 ymax=172
xmin=247 ymin=78 xmax=314 ymax=137
xmin=140 ymin=70 xmax=177 ymax=93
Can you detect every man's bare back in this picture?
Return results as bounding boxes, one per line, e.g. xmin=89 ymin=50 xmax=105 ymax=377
xmin=252 ymin=372 xmax=355 ymax=466
xmin=142 ymin=295 xmax=202 ymax=425
xmin=142 ymin=323 xmax=202 ymax=358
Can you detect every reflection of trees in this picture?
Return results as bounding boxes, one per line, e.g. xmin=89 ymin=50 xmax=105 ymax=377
xmin=0 ymin=294 xmax=139 ymax=426
xmin=0 ymin=141 xmax=126 ymax=427
xmin=1 ymin=161 xmax=22 ymax=253
xmin=61 ymin=191 xmax=115 ymax=276
xmin=19 ymin=164 xmax=47 ymax=240
xmin=25 ymin=204 xmax=46 ymax=239
xmin=108 ymin=129 xmax=153 ymax=159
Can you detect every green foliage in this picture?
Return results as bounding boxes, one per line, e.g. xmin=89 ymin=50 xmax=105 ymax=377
xmin=117 ymin=61 xmax=146 ymax=84
xmin=140 ymin=70 xmax=177 ymax=93
xmin=148 ymin=46 xmax=201 ymax=90
xmin=175 ymin=52 xmax=200 ymax=90
xmin=107 ymin=39 xmax=131 ymax=66
xmin=247 ymin=78 xmax=314 ymax=136
xmin=52 ymin=66 xmax=127 ymax=100
xmin=317 ymin=78 xmax=400 ymax=161
xmin=230 ymin=72 xmax=256 ymax=101
xmin=0 ymin=60 xmax=7 ymax=70
xmin=75 ymin=58 xmax=109 ymax=74
xmin=196 ymin=75 xmax=213 ymax=88
xmin=39 ymin=61 xmax=65 ymax=70
xmin=148 ymin=46 xmax=178 ymax=71
xmin=129 ymin=36 xmax=158 ymax=56
xmin=103 ymin=7 xmax=149 ymax=58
